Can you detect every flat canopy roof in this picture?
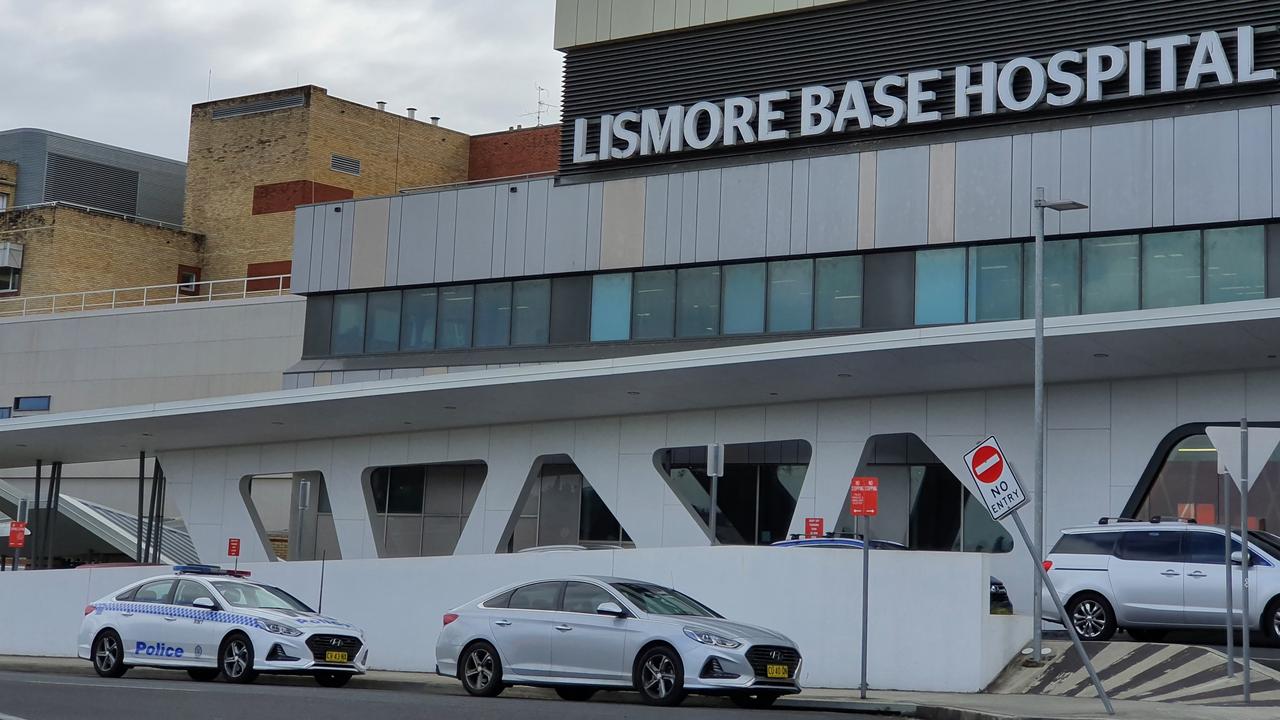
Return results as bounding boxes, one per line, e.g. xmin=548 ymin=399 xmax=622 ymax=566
xmin=2 ymin=300 xmax=1280 ymax=468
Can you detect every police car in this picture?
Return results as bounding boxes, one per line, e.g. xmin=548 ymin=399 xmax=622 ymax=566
xmin=78 ymin=565 xmax=367 ymax=687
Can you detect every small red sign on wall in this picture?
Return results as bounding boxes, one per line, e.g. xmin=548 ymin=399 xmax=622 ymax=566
xmin=227 ymin=538 xmax=241 ymax=557
xmin=804 ymin=517 xmax=825 ymax=538
xmin=849 ymin=477 xmax=879 ymax=517
xmin=8 ymin=521 xmax=26 ymax=549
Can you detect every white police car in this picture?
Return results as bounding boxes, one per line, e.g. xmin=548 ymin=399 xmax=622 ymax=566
xmin=78 ymin=565 xmax=367 ymax=687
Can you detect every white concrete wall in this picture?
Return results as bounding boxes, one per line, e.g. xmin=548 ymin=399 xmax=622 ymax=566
xmin=0 ymin=546 xmax=1028 ymax=691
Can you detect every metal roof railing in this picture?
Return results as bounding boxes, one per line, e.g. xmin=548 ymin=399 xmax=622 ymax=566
xmin=0 ymin=274 xmax=293 ymax=319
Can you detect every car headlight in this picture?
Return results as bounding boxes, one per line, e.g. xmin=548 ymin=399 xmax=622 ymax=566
xmin=683 ymin=627 xmax=742 ymax=649
xmin=260 ymin=621 xmax=303 ymax=637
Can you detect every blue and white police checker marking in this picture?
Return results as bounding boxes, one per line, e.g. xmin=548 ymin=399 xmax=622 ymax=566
xmin=78 ymin=565 xmax=368 ymax=684
xmin=963 ymin=436 xmax=1028 ymax=521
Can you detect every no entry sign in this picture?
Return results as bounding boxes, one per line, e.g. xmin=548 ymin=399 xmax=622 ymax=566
xmin=849 ymin=477 xmax=879 ymax=516
xmin=963 ymin=436 xmax=1027 ymax=521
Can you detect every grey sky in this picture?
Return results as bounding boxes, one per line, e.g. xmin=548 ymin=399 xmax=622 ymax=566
xmin=1 ymin=0 xmax=564 ymax=161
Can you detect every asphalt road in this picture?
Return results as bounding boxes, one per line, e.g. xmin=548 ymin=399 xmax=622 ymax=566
xmin=0 ymin=670 xmax=872 ymax=720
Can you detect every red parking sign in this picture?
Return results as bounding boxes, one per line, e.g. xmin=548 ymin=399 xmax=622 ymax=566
xmin=804 ymin=517 xmax=825 ymax=538
xmin=8 ymin=521 xmax=26 ymax=549
xmin=849 ymin=477 xmax=879 ymax=516
xmin=227 ymin=538 xmax=241 ymax=557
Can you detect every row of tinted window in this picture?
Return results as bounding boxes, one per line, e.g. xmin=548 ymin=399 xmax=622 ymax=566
xmin=302 ymin=224 xmax=1272 ymax=358
xmin=1052 ymin=530 xmax=1249 ymax=564
xmin=484 ymin=581 xmax=618 ymax=613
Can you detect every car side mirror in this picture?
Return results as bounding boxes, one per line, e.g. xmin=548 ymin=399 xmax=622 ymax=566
xmin=193 ymin=597 xmax=217 ymax=610
xmin=1230 ymin=551 xmax=1256 ymax=566
xmin=596 ymin=601 xmax=626 ymax=618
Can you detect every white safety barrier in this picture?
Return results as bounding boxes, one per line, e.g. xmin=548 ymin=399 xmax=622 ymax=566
xmin=0 ymin=546 xmax=1029 ymax=691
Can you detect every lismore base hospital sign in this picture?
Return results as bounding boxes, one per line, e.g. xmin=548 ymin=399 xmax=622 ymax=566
xmin=573 ymin=26 xmax=1276 ymax=164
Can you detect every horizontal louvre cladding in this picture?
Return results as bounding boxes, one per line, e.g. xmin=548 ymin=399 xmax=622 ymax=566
xmin=210 ymin=94 xmax=305 ymax=119
xmin=330 ymin=154 xmax=362 ymax=175
xmin=43 ymin=152 xmax=139 ymax=216
xmin=560 ymin=0 xmax=1280 ymax=173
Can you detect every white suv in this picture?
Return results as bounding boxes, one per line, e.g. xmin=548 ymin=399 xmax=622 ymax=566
xmin=1043 ymin=520 xmax=1280 ymax=642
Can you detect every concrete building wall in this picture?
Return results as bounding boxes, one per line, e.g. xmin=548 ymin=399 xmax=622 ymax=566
xmin=296 ymin=101 xmax=1280 ymax=293
xmin=553 ymin=0 xmax=854 ymax=48
xmin=0 ymin=205 xmax=203 ymax=310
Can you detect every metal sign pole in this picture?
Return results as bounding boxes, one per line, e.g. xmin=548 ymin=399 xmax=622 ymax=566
xmin=859 ymin=514 xmax=870 ymax=700
xmin=1240 ymin=419 xmax=1251 ymax=703
xmin=1011 ymin=512 xmax=1114 ymax=715
xmin=15 ymin=499 xmax=27 ymax=571
xmin=1222 ymin=470 xmax=1234 ymax=678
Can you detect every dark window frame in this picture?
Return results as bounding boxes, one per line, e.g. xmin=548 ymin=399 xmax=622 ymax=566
xmin=13 ymin=396 xmax=51 ymax=412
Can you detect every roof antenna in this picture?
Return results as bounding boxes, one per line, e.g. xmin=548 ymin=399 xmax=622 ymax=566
xmin=519 ymin=82 xmax=559 ymax=126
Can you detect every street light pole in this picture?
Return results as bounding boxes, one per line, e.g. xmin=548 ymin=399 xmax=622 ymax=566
xmin=1030 ymin=187 xmax=1087 ymax=664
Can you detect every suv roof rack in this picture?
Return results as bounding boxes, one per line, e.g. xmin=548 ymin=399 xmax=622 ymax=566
xmin=1150 ymin=516 xmax=1197 ymax=524
xmin=1097 ymin=517 xmax=1140 ymax=525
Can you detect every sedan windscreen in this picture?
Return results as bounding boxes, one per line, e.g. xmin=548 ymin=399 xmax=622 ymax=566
xmin=610 ymin=582 xmax=721 ymax=618
xmin=212 ymin=581 xmax=313 ymax=612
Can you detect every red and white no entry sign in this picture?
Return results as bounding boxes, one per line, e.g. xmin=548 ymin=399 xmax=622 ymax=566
xmin=971 ymin=445 xmax=1004 ymax=484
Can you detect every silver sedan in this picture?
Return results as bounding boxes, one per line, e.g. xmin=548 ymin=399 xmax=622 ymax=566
xmin=435 ymin=575 xmax=802 ymax=708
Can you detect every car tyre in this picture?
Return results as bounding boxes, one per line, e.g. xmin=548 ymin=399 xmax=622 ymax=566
xmin=459 ymin=641 xmax=505 ymax=697
xmin=635 ymin=645 xmax=686 ymax=707
xmin=731 ymin=692 xmax=782 ymax=709
xmin=1263 ymin=596 xmax=1280 ymax=646
xmin=91 ymin=630 xmax=128 ymax=678
xmin=315 ymin=671 xmax=352 ymax=688
xmin=220 ymin=632 xmax=258 ymax=684
xmin=1067 ymin=592 xmax=1116 ymax=642
xmin=186 ymin=668 xmax=221 ymax=682
xmin=1126 ymin=628 xmax=1166 ymax=643
xmin=555 ymin=687 xmax=597 ymax=702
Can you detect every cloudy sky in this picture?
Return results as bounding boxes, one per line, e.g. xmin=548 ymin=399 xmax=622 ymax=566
xmin=1 ymin=0 xmax=564 ymax=160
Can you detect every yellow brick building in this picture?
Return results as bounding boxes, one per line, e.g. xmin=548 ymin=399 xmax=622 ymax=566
xmin=184 ymin=86 xmax=471 ymax=283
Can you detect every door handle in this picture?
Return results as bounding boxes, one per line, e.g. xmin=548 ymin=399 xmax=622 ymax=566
xmin=555 ymin=625 xmax=573 ymax=632
xmin=164 ymin=617 xmax=178 ymax=622
xmin=494 ymin=620 xmax=512 ymax=627
xmin=121 ymin=612 xmax=134 ymax=617
xmin=1188 ymin=571 xmax=1207 ymax=578
xmin=1161 ymin=570 xmax=1180 ymax=577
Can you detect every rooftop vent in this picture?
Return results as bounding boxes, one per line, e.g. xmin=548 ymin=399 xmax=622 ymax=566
xmin=407 ymin=107 xmax=417 ymax=120
xmin=430 ymin=116 xmax=440 ymax=126
xmin=210 ymin=94 xmax=305 ymax=120
xmin=376 ymin=101 xmax=386 ymax=111
xmin=330 ymin=154 xmax=361 ymax=176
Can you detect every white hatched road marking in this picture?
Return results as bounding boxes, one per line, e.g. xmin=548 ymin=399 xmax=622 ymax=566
xmin=1084 ymin=643 xmax=1183 ymax=695
xmin=0 ymin=713 xmax=32 ymax=720
xmin=1044 ymin=642 xmax=1135 ymax=696
xmin=1114 ymin=651 xmax=1221 ymax=698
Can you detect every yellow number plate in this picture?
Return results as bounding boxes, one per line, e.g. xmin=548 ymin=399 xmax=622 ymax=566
xmin=325 ymin=651 xmax=349 ymax=663
xmin=766 ymin=663 xmax=789 ymax=679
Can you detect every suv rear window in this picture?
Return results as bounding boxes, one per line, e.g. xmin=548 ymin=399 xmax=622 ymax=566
xmin=1052 ymin=532 xmax=1120 ymax=555
xmin=1117 ymin=530 xmax=1183 ymax=561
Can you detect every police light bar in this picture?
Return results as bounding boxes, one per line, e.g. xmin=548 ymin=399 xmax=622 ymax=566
xmin=172 ymin=564 xmax=251 ymax=578
xmin=225 ymin=569 xmax=252 ymax=578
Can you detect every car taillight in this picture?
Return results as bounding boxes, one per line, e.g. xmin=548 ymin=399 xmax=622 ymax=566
xmin=84 ymin=605 xmax=95 ymax=616
xmin=1043 ymin=560 xmax=1054 ymax=572
xmin=443 ymin=613 xmax=459 ymax=626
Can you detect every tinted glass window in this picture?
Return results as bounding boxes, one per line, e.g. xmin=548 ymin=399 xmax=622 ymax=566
xmin=968 ymin=244 xmax=1021 ymax=322
xmin=915 ymin=248 xmax=966 ymax=325
xmin=1185 ymin=531 xmax=1240 ymax=564
xmin=174 ymin=580 xmax=216 ymax=607
xmin=677 ymin=266 xmax=721 ymax=337
xmin=1082 ymin=236 xmax=1139 ymax=314
xmin=722 ymin=263 xmax=766 ymax=334
xmin=550 ymin=276 xmax=591 ymax=344
xmin=632 ymin=270 xmax=675 ymax=340
xmin=483 ymin=590 xmax=514 ymax=608
xmin=1205 ymin=226 xmax=1266 ymax=303
xmin=512 ymin=279 xmax=551 ymax=345
xmin=303 ymin=296 xmax=333 ymax=356
xmin=610 ymin=582 xmax=719 ymax=617
xmin=815 ymin=256 xmax=862 ymax=330
xmin=400 ymin=288 xmax=437 ymax=351
xmin=1117 ymin=530 xmax=1183 ymax=561
xmin=474 ymin=282 xmax=512 ymax=348
xmin=562 ymin=582 xmax=618 ymax=614
xmin=509 ymin=582 xmax=563 ymax=611
xmin=1051 ymin=532 xmax=1120 ymax=555
xmin=1022 ymin=238 xmax=1080 ymax=318
xmin=767 ymin=259 xmax=814 ymax=332
xmin=133 ymin=580 xmax=175 ymax=604
xmin=365 ymin=291 xmax=402 ymax=353
xmin=1142 ymin=231 xmax=1201 ymax=309
xmin=212 ymin=582 xmax=311 ymax=611
xmin=115 ymin=587 xmax=138 ymax=601
xmin=437 ymin=285 xmax=474 ymax=349
xmin=591 ymin=274 xmax=632 ymax=342
xmin=331 ymin=294 xmax=367 ymax=355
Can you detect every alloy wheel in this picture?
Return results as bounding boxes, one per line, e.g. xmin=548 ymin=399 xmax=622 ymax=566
xmin=464 ymin=647 xmax=495 ymax=691
xmin=94 ymin=635 xmax=119 ymax=674
xmin=1072 ymin=599 xmax=1107 ymax=639
xmin=223 ymin=639 xmax=250 ymax=678
xmin=642 ymin=654 xmax=677 ymax=699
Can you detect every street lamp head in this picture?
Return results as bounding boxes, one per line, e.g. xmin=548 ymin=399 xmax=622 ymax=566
xmin=1036 ymin=198 xmax=1088 ymax=212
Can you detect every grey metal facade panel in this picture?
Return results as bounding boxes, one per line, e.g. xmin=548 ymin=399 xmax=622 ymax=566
xmin=434 ymin=191 xmax=459 ymax=283
xmin=1274 ymin=107 xmax=1280 ymax=218
xmin=1089 ymin=121 xmax=1154 ymax=233
xmin=525 ymin=179 xmax=551 ymax=274
xmin=1009 ymin=135 xmax=1032 ymax=238
xmin=291 ymin=206 xmax=315 ymax=294
xmin=337 ymin=201 xmax=355 ymax=290
xmin=308 ymin=208 xmax=324 ymax=291
xmin=805 ymin=154 xmax=858 ymax=253
xmin=491 ymin=183 xmax=510 ymax=278
xmin=789 ymin=158 xmax=809 ymax=254
xmin=874 ymin=146 xmax=929 ymax=248
xmin=558 ymin=0 xmax=1280 ymax=176
xmin=765 ymin=161 xmax=793 ymax=256
xmin=1152 ymin=119 xmax=1176 ymax=227
xmin=319 ymin=205 xmax=343 ymax=292
xmin=545 ymin=183 xmax=591 ymax=273
xmin=718 ymin=163 xmax=769 ymax=260
xmin=695 ymin=169 xmax=722 ymax=261
xmin=1030 ymin=132 xmax=1062 ymax=236
xmin=397 ymin=192 xmax=439 ymax=286
xmin=385 ymin=196 xmax=403 ymax=287
xmin=43 ymin=152 xmax=139 ymax=217
xmin=453 ymin=186 xmax=496 ymax=281
xmin=954 ymin=137 xmax=1013 ymax=242
xmin=1059 ymin=128 xmax=1092 ymax=235
xmin=679 ymin=172 xmax=699 ymax=263
xmin=586 ymin=182 xmax=605 ymax=271
xmin=505 ymin=182 xmax=530 ymax=275
xmin=1174 ymin=111 xmax=1240 ymax=226
xmin=1239 ymin=107 xmax=1273 ymax=221
xmin=0 ymin=130 xmax=49 ymax=206
xmin=642 ymin=174 xmax=669 ymax=266
xmin=664 ymin=173 xmax=683 ymax=263
xmin=42 ymin=131 xmax=185 ymax=224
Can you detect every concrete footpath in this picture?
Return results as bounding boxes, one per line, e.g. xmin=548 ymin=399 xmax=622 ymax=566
xmin=0 ymin=655 xmax=1275 ymax=720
